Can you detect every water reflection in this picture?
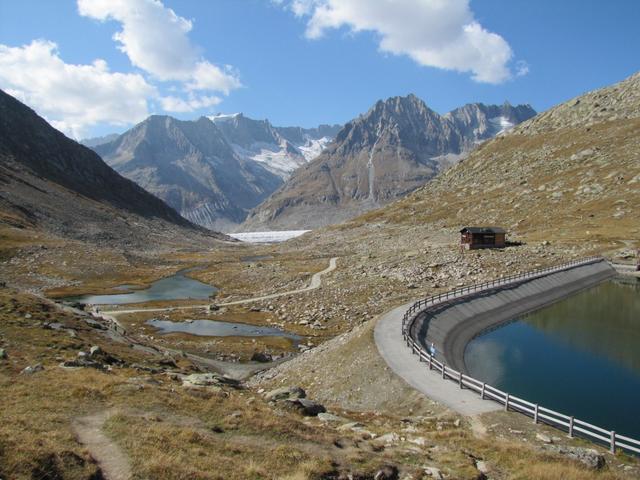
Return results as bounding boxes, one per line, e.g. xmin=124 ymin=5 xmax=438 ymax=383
xmin=64 ymin=268 xmax=217 ymax=305
xmin=525 ymin=279 xmax=640 ymax=374
xmin=464 ymin=339 xmax=508 ymax=385
xmin=464 ymin=278 xmax=640 ymax=439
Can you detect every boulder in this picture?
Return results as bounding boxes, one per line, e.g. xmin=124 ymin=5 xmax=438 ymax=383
xmin=423 ymin=466 xmax=444 ymax=479
xmin=264 ymin=385 xmax=306 ymax=401
xmin=0 ymin=348 xmax=6 ymax=359
xmin=337 ymin=422 xmax=365 ymax=431
xmin=251 ymin=352 xmax=272 ymax=363
xmin=158 ymin=356 xmax=178 ymax=368
xmin=535 ymin=433 xmax=552 ymax=444
xmin=60 ymin=359 xmax=105 ymax=370
xmin=548 ymin=446 xmax=605 ymax=470
xmin=317 ymin=412 xmax=347 ymax=423
xmin=21 ymin=363 xmax=44 ymax=374
xmin=374 ymin=433 xmax=400 ymax=446
xmin=475 ymin=460 xmax=490 ymax=475
xmin=284 ymin=398 xmax=326 ymax=416
xmin=408 ymin=436 xmax=430 ymax=447
xmin=374 ymin=465 xmax=399 ymax=480
xmin=182 ymin=373 xmax=241 ymax=389
xmin=89 ymin=345 xmax=102 ymax=357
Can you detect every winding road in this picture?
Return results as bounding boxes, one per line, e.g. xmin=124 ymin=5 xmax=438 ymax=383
xmin=103 ymin=257 xmax=338 ymax=316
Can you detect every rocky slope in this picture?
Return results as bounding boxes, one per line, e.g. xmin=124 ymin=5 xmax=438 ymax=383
xmin=445 ymin=102 xmax=537 ymax=148
xmin=94 ymin=116 xmax=283 ymax=231
xmin=95 ymin=115 xmax=340 ymax=231
xmin=362 ymin=72 xmax=640 ymax=244
xmin=240 ymin=74 xmax=640 ymax=466
xmin=242 ymin=95 xmax=535 ymax=230
xmin=0 ymin=90 xmax=216 ymax=247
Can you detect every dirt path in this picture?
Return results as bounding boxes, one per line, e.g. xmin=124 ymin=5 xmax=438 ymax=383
xmin=103 ymin=257 xmax=338 ymax=317
xmin=73 ymin=410 xmax=132 ymax=480
xmin=469 ymin=415 xmax=488 ymax=439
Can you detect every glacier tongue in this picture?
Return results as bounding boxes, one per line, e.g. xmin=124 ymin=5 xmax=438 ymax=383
xmin=227 ymin=230 xmax=310 ymax=243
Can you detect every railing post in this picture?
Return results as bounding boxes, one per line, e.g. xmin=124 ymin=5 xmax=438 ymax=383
xmin=610 ymin=431 xmax=616 ymax=454
xmin=534 ymin=404 xmax=539 ymax=424
xmin=428 ymin=355 xmax=432 ymax=370
xmin=568 ymin=416 xmax=574 ymax=438
xmin=480 ymin=383 xmax=485 ymax=399
xmin=442 ymin=365 xmax=446 ymax=379
xmin=505 ymin=393 xmax=510 ymax=411
xmin=459 ymin=371 xmax=463 ymax=389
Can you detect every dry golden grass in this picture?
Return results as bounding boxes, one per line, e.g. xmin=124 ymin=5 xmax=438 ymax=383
xmin=353 ymin=118 xmax=640 ymax=250
xmin=1 ymin=288 xmax=638 ymax=479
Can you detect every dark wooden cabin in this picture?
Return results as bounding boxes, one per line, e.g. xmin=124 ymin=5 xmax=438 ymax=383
xmin=460 ymin=227 xmax=506 ymax=250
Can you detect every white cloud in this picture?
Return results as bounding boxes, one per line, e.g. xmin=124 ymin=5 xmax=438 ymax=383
xmin=0 ymin=40 xmax=155 ymax=138
xmin=77 ymin=0 xmax=241 ymax=92
xmin=0 ymin=1 xmax=241 ymax=138
xmin=515 ymin=60 xmax=530 ymax=77
xmin=283 ymin=0 xmax=520 ymax=84
xmin=160 ymin=94 xmax=222 ymax=113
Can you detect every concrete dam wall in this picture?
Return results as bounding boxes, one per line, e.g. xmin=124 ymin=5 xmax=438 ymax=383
xmin=409 ymin=259 xmax=617 ymax=373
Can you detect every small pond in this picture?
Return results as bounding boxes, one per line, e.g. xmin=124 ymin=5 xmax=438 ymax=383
xmin=465 ymin=278 xmax=640 ymax=439
xmin=147 ymin=319 xmax=302 ymax=344
xmin=63 ymin=268 xmax=216 ymax=305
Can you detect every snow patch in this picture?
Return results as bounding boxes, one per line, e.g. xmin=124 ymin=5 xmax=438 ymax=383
xmin=231 ymin=142 xmax=306 ymax=179
xmin=208 ymin=112 xmax=241 ymax=122
xmin=488 ymin=116 xmax=515 ymax=135
xmin=298 ymin=136 xmax=332 ymax=161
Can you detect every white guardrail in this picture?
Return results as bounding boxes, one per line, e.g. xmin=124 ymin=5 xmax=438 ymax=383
xmin=401 ymin=256 xmax=640 ymax=455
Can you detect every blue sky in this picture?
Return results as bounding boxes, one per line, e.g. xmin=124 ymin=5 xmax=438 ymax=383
xmin=0 ymin=0 xmax=639 ymax=138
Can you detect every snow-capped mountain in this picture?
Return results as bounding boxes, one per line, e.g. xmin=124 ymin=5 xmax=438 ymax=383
xmin=210 ymin=113 xmax=341 ymax=178
xmin=91 ymin=114 xmax=341 ymax=231
xmin=241 ymin=96 xmax=536 ymax=231
xmin=445 ymin=102 xmax=537 ymax=149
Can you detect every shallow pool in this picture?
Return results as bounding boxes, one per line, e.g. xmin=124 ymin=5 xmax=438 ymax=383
xmin=64 ymin=268 xmax=216 ymax=305
xmin=147 ymin=318 xmax=301 ymax=344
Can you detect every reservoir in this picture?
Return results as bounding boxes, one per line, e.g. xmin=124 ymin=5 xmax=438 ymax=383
xmin=465 ymin=278 xmax=640 ymax=440
xmin=64 ymin=268 xmax=216 ymax=305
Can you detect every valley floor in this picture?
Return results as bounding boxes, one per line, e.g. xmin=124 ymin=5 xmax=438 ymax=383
xmin=1 ymin=223 xmax=639 ymax=479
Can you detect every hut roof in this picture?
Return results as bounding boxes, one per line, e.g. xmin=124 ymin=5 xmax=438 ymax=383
xmin=460 ymin=227 xmax=506 ymax=234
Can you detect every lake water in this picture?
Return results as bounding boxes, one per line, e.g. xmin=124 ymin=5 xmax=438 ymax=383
xmin=465 ymin=278 xmax=640 ymax=439
xmin=64 ymin=268 xmax=216 ymax=305
xmin=147 ymin=319 xmax=301 ymax=344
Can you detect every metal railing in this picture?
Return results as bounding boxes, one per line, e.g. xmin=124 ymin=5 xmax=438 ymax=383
xmin=401 ymin=256 xmax=640 ymax=455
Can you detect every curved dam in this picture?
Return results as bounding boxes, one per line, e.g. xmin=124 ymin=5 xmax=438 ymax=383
xmin=409 ymin=259 xmax=616 ymax=373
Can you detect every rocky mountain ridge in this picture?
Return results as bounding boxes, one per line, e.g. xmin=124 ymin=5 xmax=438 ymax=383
xmin=0 ymin=89 xmax=215 ymax=247
xmin=94 ymin=114 xmax=341 ymax=231
xmin=242 ymin=95 xmax=536 ymax=230
xmin=80 ymin=133 xmax=119 ymax=148
xmin=358 ymin=72 xmax=640 ymax=245
xmin=94 ymin=115 xmax=283 ymax=231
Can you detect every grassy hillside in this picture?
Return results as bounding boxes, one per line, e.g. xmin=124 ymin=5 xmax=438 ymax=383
xmin=355 ymin=73 xmax=640 ymax=248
